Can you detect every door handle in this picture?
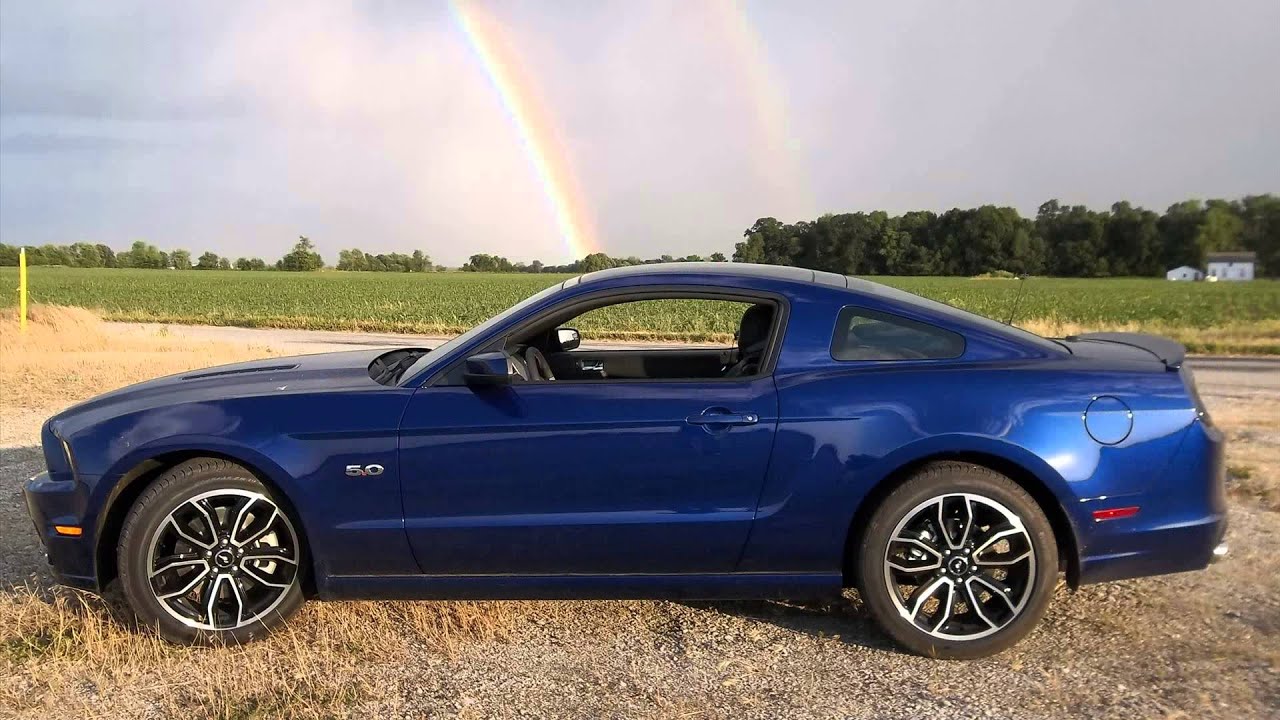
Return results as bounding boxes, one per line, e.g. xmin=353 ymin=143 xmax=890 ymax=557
xmin=686 ymin=409 xmax=759 ymax=426
xmin=577 ymin=360 xmax=605 ymax=372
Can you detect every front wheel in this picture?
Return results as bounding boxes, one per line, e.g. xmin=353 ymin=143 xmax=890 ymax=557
xmin=857 ymin=462 xmax=1058 ymax=659
xmin=117 ymin=458 xmax=306 ymax=644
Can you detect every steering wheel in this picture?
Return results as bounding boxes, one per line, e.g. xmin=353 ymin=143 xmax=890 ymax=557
xmin=524 ymin=346 xmax=556 ymax=381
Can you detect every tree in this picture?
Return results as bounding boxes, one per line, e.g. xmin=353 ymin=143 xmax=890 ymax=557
xmin=709 ymin=252 xmax=727 ymax=262
xmin=117 ymin=240 xmax=166 ymax=269
xmin=1237 ymin=194 xmax=1280 ymax=276
xmin=461 ymin=253 xmax=515 ymax=272
xmin=580 ymin=253 xmax=614 ymax=273
xmin=1105 ymin=202 xmax=1161 ymax=276
xmin=1038 ymin=201 xmax=1109 ymax=277
xmin=235 ymin=257 xmax=268 ymax=271
xmin=277 ymin=236 xmax=324 ymax=271
xmin=68 ymin=242 xmax=104 ymax=268
xmin=195 ymin=251 xmax=221 ymax=270
xmin=96 ymin=243 xmax=117 ymax=268
xmin=1197 ymin=200 xmax=1244 ymax=257
xmin=171 ymin=249 xmax=193 ymax=270
xmin=1159 ymin=200 xmax=1206 ymax=269
xmin=218 ymin=256 xmax=232 ymax=270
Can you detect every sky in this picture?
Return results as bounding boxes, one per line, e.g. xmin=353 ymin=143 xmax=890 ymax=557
xmin=2 ymin=1 xmax=1278 ymax=266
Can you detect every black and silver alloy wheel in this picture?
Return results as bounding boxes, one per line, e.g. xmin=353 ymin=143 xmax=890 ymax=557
xmin=147 ymin=489 xmax=299 ymax=631
xmin=119 ymin=458 xmax=307 ymax=644
xmin=883 ymin=493 xmax=1035 ymax=641
xmin=858 ymin=462 xmax=1058 ymax=659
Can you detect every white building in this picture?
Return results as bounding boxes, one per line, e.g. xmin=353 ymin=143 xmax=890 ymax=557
xmin=1205 ymin=251 xmax=1256 ymax=281
xmin=1166 ymin=265 xmax=1203 ymax=281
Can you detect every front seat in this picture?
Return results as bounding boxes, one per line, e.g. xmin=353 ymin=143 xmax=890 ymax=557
xmin=723 ymin=304 xmax=774 ymax=377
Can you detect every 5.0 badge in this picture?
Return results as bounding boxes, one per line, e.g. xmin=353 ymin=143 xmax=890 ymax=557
xmin=345 ymin=464 xmax=385 ymax=477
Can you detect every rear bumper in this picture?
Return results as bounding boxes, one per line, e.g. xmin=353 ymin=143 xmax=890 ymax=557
xmin=1077 ymin=418 xmax=1227 ymax=585
xmin=23 ymin=471 xmax=99 ymax=590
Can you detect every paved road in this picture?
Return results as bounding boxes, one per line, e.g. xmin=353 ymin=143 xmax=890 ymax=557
xmin=130 ymin=322 xmax=1280 ymax=392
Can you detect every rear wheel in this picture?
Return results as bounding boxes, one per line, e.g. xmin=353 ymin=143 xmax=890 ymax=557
xmin=117 ymin=458 xmax=306 ymax=644
xmin=857 ymin=462 xmax=1058 ymax=659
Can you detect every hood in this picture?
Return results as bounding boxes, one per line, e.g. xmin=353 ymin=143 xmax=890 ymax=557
xmin=1060 ymin=332 xmax=1186 ymax=371
xmin=52 ymin=348 xmax=393 ymax=427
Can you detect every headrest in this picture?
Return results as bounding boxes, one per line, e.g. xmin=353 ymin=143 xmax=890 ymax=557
xmin=737 ymin=304 xmax=773 ymax=353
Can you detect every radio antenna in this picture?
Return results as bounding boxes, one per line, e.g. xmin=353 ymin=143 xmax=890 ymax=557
xmin=1005 ymin=274 xmax=1028 ymax=325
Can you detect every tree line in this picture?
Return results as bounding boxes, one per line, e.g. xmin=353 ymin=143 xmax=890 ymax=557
xmin=1 ymin=236 xmax=332 ymax=273
xmin=730 ymin=196 xmax=1277 ymax=277
xmin=2 ymin=195 xmax=1274 ymax=276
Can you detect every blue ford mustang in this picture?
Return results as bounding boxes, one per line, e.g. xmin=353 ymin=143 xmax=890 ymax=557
xmin=24 ymin=263 xmax=1227 ymax=658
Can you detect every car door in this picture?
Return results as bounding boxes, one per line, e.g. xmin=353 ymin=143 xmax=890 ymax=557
xmin=398 ymin=373 xmax=778 ymax=576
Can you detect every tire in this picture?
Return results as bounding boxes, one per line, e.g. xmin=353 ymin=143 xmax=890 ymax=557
xmin=117 ymin=458 xmax=306 ymax=644
xmin=857 ymin=462 xmax=1058 ymax=659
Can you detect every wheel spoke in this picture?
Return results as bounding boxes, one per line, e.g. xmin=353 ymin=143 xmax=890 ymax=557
xmin=168 ymin=516 xmax=214 ymax=550
xmin=243 ymin=547 xmax=296 ymax=564
xmin=191 ymin=499 xmax=223 ymax=540
xmin=150 ymin=555 xmax=204 ymax=578
xmin=156 ymin=565 xmax=210 ymax=599
xmin=972 ymin=527 xmax=1025 ymax=558
xmin=957 ymin=497 xmax=975 ymax=548
xmin=931 ymin=580 xmax=956 ymax=632
xmin=906 ymin=575 xmax=950 ymax=622
xmin=233 ymin=505 xmax=278 ymax=548
xmin=205 ymin=574 xmax=229 ymax=628
xmin=975 ymin=549 xmax=1031 ymax=567
xmin=241 ymin=562 xmax=291 ymax=588
xmin=963 ymin=578 xmax=998 ymax=629
xmin=972 ymin=573 xmax=1018 ymax=613
xmin=887 ymin=536 xmax=943 ymax=574
xmin=936 ymin=498 xmax=959 ymax=549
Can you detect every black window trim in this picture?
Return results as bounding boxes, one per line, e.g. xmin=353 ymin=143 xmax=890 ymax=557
xmin=829 ymin=304 xmax=967 ymax=363
xmin=428 ymin=285 xmax=791 ymax=386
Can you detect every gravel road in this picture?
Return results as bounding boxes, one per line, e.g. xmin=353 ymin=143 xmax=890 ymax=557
xmin=2 ymin=325 xmax=1278 ymax=718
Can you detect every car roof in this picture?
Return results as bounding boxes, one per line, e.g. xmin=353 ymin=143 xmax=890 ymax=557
xmin=571 ymin=262 xmax=848 ymax=288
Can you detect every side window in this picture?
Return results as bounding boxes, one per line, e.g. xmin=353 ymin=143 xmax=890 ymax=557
xmin=567 ymin=299 xmax=749 ymax=349
xmin=831 ymin=306 xmax=964 ymax=361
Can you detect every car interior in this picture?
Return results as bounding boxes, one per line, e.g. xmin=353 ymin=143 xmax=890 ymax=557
xmin=496 ymin=299 xmax=779 ymax=383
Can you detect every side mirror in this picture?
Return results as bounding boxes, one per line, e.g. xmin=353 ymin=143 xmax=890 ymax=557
xmin=463 ymin=352 xmax=512 ymax=386
xmin=556 ymin=327 xmax=581 ymax=351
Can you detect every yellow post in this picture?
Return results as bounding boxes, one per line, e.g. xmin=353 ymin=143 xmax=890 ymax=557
xmin=18 ymin=247 xmax=28 ymax=332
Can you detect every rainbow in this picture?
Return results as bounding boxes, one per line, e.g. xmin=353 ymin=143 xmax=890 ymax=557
xmin=451 ymin=1 xmax=600 ymax=260
xmin=708 ymin=0 xmax=816 ymax=221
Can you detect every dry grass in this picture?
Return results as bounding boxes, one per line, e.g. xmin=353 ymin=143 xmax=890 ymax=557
xmin=1204 ymin=395 xmax=1280 ymax=511
xmin=0 ymin=584 xmax=524 ymax=718
xmin=0 ymin=305 xmax=284 ymax=411
xmin=1018 ymin=318 xmax=1280 ymax=355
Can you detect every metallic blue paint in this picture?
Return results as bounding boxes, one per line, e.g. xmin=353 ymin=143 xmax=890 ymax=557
xmin=23 ymin=263 xmax=1226 ymax=600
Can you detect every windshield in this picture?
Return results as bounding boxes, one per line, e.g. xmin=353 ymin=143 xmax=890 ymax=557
xmin=398 ymin=281 xmax=567 ymax=383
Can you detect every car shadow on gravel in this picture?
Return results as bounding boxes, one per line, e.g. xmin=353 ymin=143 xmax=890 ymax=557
xmin=678 ymin=594 xmax=907 ymax=655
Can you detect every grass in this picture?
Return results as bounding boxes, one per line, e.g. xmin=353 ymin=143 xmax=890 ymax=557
xmin=0 ymin=584 xmax=522 ymax=718
xmin=3 ymin=267 xmax=1279 ymax=353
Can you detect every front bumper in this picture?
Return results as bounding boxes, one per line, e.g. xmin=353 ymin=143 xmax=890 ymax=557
xmin=23 ymin=470 xmax=98 ymax=590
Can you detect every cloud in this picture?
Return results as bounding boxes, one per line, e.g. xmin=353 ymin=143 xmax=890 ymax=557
xmin=2 ymin=1 xmax=1278 ymax=264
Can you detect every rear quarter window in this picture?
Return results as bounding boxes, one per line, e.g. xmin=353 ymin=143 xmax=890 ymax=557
xmin=831 ymin=306 xmax=965 ymax=361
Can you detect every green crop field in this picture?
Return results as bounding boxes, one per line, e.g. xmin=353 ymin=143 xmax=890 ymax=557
xmin=3 ymin=267 xmax=1278 ymax=353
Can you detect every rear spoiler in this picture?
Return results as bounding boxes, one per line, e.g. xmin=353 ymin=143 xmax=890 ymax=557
xmin=1067 ymin=332 xmax=1187 ymax=370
